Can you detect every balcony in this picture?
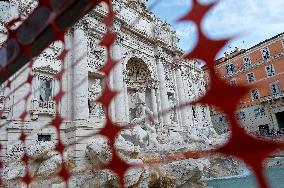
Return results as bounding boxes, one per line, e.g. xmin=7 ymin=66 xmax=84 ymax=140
xmin=259 ymin=93 xmax=284 ymax=104
xmin=30 ymin=99 xmax=56 ymax=120
xmin=0 ymin=95 xmax=10 ymax=119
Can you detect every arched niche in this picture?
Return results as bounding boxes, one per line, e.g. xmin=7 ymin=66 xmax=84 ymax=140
xmin=125 ymin=57 xmax=152 ymax=89
xmin=122 ymin=50 xmax=157 ymax=82
xmin=125 ymin=57 xmax=156 ymax=121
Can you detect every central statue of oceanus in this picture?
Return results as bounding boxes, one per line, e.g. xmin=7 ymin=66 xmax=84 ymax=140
xmin=124 ymin=91 xmax=159 ymax=149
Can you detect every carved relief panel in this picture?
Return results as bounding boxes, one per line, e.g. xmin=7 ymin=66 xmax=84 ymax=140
xmin=87 ymin=34 xmax=106 ymax=72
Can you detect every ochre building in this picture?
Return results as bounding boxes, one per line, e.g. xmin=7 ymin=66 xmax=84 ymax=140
xmin=208 ymin=32 xmax=284 ymax=135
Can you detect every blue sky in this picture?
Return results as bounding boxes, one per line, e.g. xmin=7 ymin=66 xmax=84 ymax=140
xmin=147 ymin=0 xmax=284 ymax=58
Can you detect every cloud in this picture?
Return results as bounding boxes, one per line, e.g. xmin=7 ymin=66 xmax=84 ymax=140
xmin=157 ymin=0 xmax=191 ymax=7
xmin=150 ymin=0 xmax=284 ymax=55
xmin=202 ymin=0 xmax=284 ymax=56
xmin=176 ymin=24 xmax=194 ymax=38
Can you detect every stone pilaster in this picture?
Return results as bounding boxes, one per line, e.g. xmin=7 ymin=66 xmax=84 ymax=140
xmin=73 ymin=28 xmax=89 ymax=120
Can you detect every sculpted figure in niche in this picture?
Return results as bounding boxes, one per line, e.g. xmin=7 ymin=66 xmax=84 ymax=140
xmin=124 ymin=91 xmax=159 ymax=149
xmin=88 ymin=79 xmax=104 ymax=118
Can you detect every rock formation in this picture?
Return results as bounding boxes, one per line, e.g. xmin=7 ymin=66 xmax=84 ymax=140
xmin=82 ymin=99 xmax=228 ymax=188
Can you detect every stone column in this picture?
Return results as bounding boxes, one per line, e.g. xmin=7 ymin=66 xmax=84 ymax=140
xmin=195 ymin=83 xmax=204 ymax=124
xmin=185 ymin=69 xmax=194 ymax=123
xmin=172 ymin=70 xmax=182 ymax=126
xmin=151 ymin=87 xmax=158 ymax=123
xmin=156 ymin=59 xmax=171 ymax=126
xmin=155 ymin=84 xmax=163 ymax=124
xmin=175 ymin=66 xmax=189 ymax=126
xmin=199 ymin=77 xmax=211 ymax=125
xmin=124 ymin=78 xmax=130 ymax=122
xmin=112 ymin=43 xmax=128 ymax=123
xmin=64 ymin=28 xmax=90 ymax=168
xmin=72 ymin=28 xmax=89 ymax=120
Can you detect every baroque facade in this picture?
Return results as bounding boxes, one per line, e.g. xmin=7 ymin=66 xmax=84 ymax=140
xmin=207 ymin=32 xmax=284 ymax=136
xmin=0 ymin=0 xmax=218 ymax=187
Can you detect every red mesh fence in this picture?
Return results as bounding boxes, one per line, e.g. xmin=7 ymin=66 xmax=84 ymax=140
xmin=0 ymin=0 xmax=283 ymax=188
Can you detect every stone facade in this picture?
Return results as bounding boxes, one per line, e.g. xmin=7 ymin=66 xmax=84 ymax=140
xmin=207 ymin=33 xmax=284 ymax=135
xmin=0 ymin=1 xmax=220 ymax=187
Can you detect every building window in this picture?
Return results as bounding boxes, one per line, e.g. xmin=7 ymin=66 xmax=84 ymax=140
xmin=265 ymin=65 xmax=275 ymax=77
xmin=262 ymin=47 xmax=270 ymax=60
xmin=254 ymin=107 xmax=265 ymax=117
xmin=236 ymin=111 xmax=246 ymax=120
xmin=226 ymin=63 xmax=235 ymax=75
xmin=243 ymin=57 xmax=251 ymax=68
xmin=270 ymin=82 xmax=282 ymax=95
xmin=39 ymin=76 xmax=53 ymax=101
xmin=251 ymin=89 xmax=260 ymax=100
xmin=38 ymin=134 xmax=51 ymax=142
xmin=247 ymin=73 xmax=255 ymax=83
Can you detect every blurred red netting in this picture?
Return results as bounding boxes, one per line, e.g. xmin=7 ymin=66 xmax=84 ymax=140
xmin=0 ymin=0 xmax=283 ymax=188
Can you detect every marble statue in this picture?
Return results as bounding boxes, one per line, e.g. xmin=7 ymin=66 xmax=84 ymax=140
xmin=123 ymin=91 xmax=159 ymax=149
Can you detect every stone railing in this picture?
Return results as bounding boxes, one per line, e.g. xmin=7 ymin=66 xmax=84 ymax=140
xmin=259 ymin=93 xmax=284 ymax=103
xmin=0 ymin=95 xmax=10 ymax=119
xmin=30 ymin=99 xmax=56 ymax=120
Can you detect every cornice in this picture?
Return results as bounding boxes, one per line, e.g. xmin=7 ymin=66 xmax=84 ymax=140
xmin=87 ymin=3 xmax=181 ymax=53
xmin=217 ymin=33 xmax=284 ymax=67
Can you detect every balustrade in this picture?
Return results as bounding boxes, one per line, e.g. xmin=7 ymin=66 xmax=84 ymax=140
xmin=30 ymin=99 xmax=56 ymax=120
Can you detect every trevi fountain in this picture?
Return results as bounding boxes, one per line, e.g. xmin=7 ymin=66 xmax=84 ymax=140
xmin=0 ymin=0 xmax=244 ymax=187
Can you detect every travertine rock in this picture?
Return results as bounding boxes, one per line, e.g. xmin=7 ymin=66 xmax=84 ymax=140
xmin=86 ymin=136 xmax=112 ymax=166
xmin=83 ymin=118 xmax=220 ymax=187
xmin=3 ymin=141 xmax=67 ymax=182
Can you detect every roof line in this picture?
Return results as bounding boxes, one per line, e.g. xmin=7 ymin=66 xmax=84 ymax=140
xmin=216 ymin=32 xmax=284 ymax=64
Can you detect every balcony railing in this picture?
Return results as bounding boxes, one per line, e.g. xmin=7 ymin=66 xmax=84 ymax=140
xmin=259 ymin=93 xmax=284 ymax=103
xmin=30 ymin=99 xmax=56 ymax=120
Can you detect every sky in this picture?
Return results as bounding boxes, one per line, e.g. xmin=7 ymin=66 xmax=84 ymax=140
xmin=147 ymin=0 xmax=284 ymax=58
